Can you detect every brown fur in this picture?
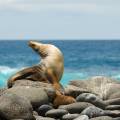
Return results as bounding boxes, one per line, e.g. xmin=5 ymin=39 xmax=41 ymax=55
xmin=53 ymin=91 xmax=76 ymax=108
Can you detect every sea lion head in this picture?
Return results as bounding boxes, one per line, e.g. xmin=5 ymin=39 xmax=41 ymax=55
xmin=29 ymin=41 xmax=48 ymax=58
xmin=28 ymin=41 xmax=63 ymax=59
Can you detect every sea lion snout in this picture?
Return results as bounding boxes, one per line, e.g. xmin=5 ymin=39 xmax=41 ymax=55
xmin=29 ymin=41 xmax=38 ymax=48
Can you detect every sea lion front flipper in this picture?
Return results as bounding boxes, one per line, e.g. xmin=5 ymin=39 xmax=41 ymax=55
xmin=7 ymin=67 xmax=37 ymax=88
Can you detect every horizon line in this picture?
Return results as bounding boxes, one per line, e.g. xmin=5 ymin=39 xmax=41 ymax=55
xmin=0 ymin=39 xmax=120 ymax=41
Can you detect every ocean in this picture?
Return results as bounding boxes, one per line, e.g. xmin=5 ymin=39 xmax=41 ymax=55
xmin=0 ymin=40 xmax=120 ymax=87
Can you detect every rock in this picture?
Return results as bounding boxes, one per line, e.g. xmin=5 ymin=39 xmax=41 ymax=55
xmin=74 ymin=115 xmax=89 ymax=120
xmin=13 ymin=80 xmax=54 ymax=89
xmin=37 ymin=104 xmax=53 ymax=116
xmin=45 ymin=109 xmax=68 ymax=118
xmin=76 ymin=93 xmax=106 ymax=109
xmin=90 ymin=116 xmax=113 ymax=120
xmin=12 ymin=80 xmax=56 ymax=102
xmin=0 ymin=88 xmax=7 ymax=95
xmin=62 ymin=113 xmax=80 ymax=120
xmin=11 ymin=119 xmax=24 ymax=120
xmin=81 ymin=106 xmax=106 ymax=118
xmin=70 ymin=76 xmax=120 ymax=100
xmin=106 ymin=105 xmax=120 ymax=110
xmin=105 ymin=110 xmax=120 ymax=117
xmin=0 ymin=93 xmax=35 ymax=120
xmin=59 ymin=102 xmax=94 ymax=114
xmin=113 ymin=117 xmax=120 ymax=120
xmin=33 ymin=111 xmax=39 ymax=116
xmin=5 ymin=86 xmax=49 ymax=108
xmin=34 ymin=115 xmax=56 ymax=120
xmin=105 ymin=98 xmax=120 ymax=105
xmin=65 ymin=85 xmax=90 ymax=98
xmin=108 ymin=91 xmax=120 ymax=99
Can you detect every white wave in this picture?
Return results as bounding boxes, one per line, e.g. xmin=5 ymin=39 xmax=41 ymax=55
xmin=0 ymin=66 xmax=26 ymax=87
xmin=0 ymin=66 xmax=18 ymax=75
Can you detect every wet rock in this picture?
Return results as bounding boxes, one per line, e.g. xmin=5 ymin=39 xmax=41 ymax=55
xmin=106 ymin=105 xmax=120 ymax=110
xmin=81 ymin=106 xmax=106 ymax=118
xmin=5 ymin=86 xmax=49 ymax=108
xmin=74 ymin=115 xmax=89 ymax=120
xmin=70 ymin=76 xmax=120 ymax=100
xmin=45 ymin=109 xmax=68 ymax=118
xmin=0 ymin=93 xmax=35 ymax=120
xmin=59 ymin=102 xmax=94 ymax=114
xmin=62 ymin=113 xmax=79 ymax=120
xmin=76 ymin=93 xmax=106 ymax=109
xmin=90 ymin=116 xmax=112 ymax=120
xmin=37 ymin=104 xmax=53 ymax=116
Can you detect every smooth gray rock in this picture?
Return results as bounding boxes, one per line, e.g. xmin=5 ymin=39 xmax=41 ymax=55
xmin=70 ymin=76 xmax=120 ymax=100
xmin=45 ymin=109 xmax=68 ymax=118
xmin=59 ymin=102 xmax=94 ymax=114
xmin=105 ymin=98 xmax=120 ymax=105
xmin=37 ymin=104 xmax=53 ymax=116
xmin=13 ymin=80 xmax=56 ymax=102
xmin=11 ymin=119 xmax=24 ymax=120
xmin=65 ymin=85 xmax=90 ymax=98
xmin=0 ymin=93 xmax=35 ymax=120
xmin=62 ymin=113 xmax=79 ymax=120
xmin=106 ymin=105 xmax=120 ymax=110
xmin=76 ymin=93 xmax=106 ymax=109
xmin=90 ymin=116 xmax=112 ymax=120
xmin=81 ymin=106 xmax=106 ymax=118
xmin=5 ymin=86 xmax=49 ymax=108
xmin=74 ymin=115 xmax=89 ymax=120
xmin=113 ymin=117 xmax=120 ymax=120
xmin=105 ymin=110 xmax=120 ymax=117
xmin=109 ymin=91 xmax=120 ymax=99
xmin=13 ymin=80 xmax=53 ymax=88
xmin=34 ymin=115 xmax=56 ymax=120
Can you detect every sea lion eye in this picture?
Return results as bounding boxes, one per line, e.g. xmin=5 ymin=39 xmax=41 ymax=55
xmin=31 ymin=44 xmax=36 ymax=47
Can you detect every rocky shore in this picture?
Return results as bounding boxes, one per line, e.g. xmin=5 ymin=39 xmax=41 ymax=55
xmin=0 ymin=76 xmax=120 ymax=120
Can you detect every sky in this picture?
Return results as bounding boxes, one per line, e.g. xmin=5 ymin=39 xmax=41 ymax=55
xmin=0 ymin=0 xmax=120 ymax=40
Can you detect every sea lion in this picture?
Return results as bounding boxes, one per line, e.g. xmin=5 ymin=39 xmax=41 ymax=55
xmin=7 ymin=41 xmax=76 ymax=107
xmin=7 ymin=41 xmax=64 ymax=89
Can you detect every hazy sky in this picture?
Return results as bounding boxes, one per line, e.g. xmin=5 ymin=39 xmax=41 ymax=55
xmin=0 ymin=0 xmax=120 ymax=40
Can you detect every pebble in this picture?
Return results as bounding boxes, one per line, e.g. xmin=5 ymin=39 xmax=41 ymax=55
xmin=81 ymin=106 xmax=106 ymax=118
xmin=76 ymin=93 xmax=106 ymax=109
xmin=37 ymin=104 xmax=53 ymax=116
xmin=106 ymin=105 xmax=120 ymax=110
xmin=74 ymin=115 xmax=89 ymax=120
xmin=62 ymin=113 xmax=80 ymax=120
xmin=89 ymin=116 xmax=113 ymax=120
xmin=45 ymin=109 xmax=68 ymax=118
xmin=59 ymin=102 xmax=94 ymax=114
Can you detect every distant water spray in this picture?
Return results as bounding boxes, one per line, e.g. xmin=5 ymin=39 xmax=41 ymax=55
xmin=0 ymin=66 xmax=21 ymax=87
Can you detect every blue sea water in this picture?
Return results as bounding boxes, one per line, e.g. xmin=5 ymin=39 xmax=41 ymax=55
xmin=0 ymin=40 xmax=120 ymax=87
